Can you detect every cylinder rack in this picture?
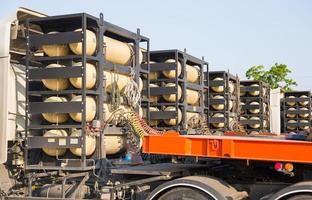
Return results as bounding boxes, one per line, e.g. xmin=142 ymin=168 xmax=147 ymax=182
xmin=239 ymin=80 xmax=271 ymax=133
xmin=142 ymin=49 xmax=209 ymax=135
xmin=25 ymin=13 xmax=149 ymax=171
xmin=281 ymin=91 xmax=312 ymax=134
xmin=208 ymin=71 xmax=240 ymax=134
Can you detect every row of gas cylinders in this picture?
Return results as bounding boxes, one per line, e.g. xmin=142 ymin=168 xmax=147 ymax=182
xmin=41 ymin=95 xmax=197 ymax=128
xmin=210 ymin=95 xmax=234 ymax=111
xmin=286 ymin=107 xmax=311 ymax=118
xmin=42 ymin=96 xmax=96 ymax=123
xmin=240 ymin=84 xmax=267 ymax=97
xmin=147 ymin=107 xmax=200 ymax=126
xmin=42 ymin=96 xmax=146 ymax=124
xmin=284 ymin=96 xmax=311 ymax=131
xmin=286 ymin=119 xmax=310 ymax=130
xmin=149 ymin=60 xmax=200 ymax=83
xmin=42 ymin=129 xmax=126 ymax=157
xmin=210 ymin=113 xmax=234 ymax=128
xmin=42 ymin=63 xmax=144 ymax=94
xmin=210 ymin=115 xmax=267 ymax=129
xmin=240 ymin=102 xmax=268 ymax=114
xmin=209 ymin=78 xmax=237 ymax=129
xmin=42 ymin=29 xmax=143 ymax=66
xmin=148 ymin=83 xmax=199 ymax=105
xmin=41 ymin=29 xmax=145 ymax=94
xmin=240 ymin=116 xmax=268 ymax=129
xmin=285 ymin=95 xmax=310 ymax=106
xmin=43 ymin=30 xmax=202 ymax=83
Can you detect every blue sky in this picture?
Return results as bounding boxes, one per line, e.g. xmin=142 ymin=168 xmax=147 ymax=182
xmin=2 ymin=0 xmax=312 ymax=90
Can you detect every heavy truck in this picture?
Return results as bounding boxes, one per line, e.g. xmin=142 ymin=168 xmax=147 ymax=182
xmin=0 ymin=7 xmax=312 ymax=200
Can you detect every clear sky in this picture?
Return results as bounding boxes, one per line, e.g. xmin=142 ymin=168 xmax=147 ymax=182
xmin=1 ymin=0 xmax=312 ymax=90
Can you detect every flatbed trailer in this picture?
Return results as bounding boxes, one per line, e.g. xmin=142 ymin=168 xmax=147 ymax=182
xmin=141 ymin=132 xmax=312 ymax=199
xmin=143 ymin=132 xmax=312 ymax=164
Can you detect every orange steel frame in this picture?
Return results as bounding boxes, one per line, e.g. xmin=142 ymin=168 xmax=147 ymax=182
xmin=143 ymin=132 xmax=312 ymax=164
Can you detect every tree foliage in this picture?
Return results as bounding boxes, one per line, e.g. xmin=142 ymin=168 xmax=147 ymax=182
xmin=245 ymin=63 xmax=297 ymax=91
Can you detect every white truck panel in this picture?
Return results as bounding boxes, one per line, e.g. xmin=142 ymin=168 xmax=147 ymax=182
xmin=0 ymin=8 xmax=45 ymax=163
xmin=270 ymin=88 xmax=282 ymax=134
xmin=0 ymin=19 xmax=14 ymax=163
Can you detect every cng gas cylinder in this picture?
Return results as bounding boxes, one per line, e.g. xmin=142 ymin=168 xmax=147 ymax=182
xmin=144 ymin=107 xmax=160 ymax=126
xmin=163 ymin=106 xmax=182 ymax=126
xmin=69 ymin=62 xmax=97 ymax=89
xmin=299 ymin=95 xmax=309 ymax=106
xmin=162 ymin=59 xmax=182 ymax=79
xmin=287 ymin=120 xmax=297 ymax=130
xmin=69 ymin=29 xmax=97 ymax=56
xmin=162 ymin=83 xmax=182 ymax=102
xmin=42 ymin=129 xmax=67 ymax=157
xmin=148 ymin=84 xmax=160 ymax=103
xmin=211 ymin=113 xmax=225 ymax=128
xmin=249 ymin=102 xmax=260 ymax=114
xmin=103 ymin=36 xmax=143 ymax=65
xmin=286 ymin=96 xmax=296 ymax=106
xmin=42 ymin=31 xmax=69 ymax=57
xmin=42 ymin=96 xmax=69 ymax=123
xmin=211 ymin=77 xmax=224 ymax=93
xmin=249 ymin=117 xmax=260 ymax=129
xmin=286 ymin=107 xmax=296 ymax=118
xmin=104 ymin=71 xmax=130 ymax=93
xmin=249 ymin=84 xmax=260 ymax=96
xmin=69 ymin=129 xmax=96 ymax=157
xmin=69 ymin=95 xmax=96 ymax=122
xmin=42 ymin=63 xmax=70 ymax=91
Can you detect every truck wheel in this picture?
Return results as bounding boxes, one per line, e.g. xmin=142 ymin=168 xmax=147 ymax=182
xmin=286 ymin=194 xmax=312 ymax=200
xmin=157 ymin=186 xmax=214 ymax=200
xmin=268 ymin=181 xmax=312 ymax=200
xmin=147 ymin=176 xmax=247 ymax=200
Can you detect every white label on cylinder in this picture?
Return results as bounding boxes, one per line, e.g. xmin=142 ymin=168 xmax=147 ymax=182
xmin=59 ymin=138 xmax=66 ymax=146
xmin=48 ymin=138 xmax=55 ymax=143
xmin=70 ymin=138 xmax=79 ymax=144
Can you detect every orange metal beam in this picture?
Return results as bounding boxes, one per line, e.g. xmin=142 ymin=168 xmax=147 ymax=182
xmin=143 ymin=132 xmax=312 ymax=164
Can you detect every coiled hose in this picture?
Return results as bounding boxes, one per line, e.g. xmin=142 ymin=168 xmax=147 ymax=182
xmin=199 ymin=116 xmax=211 ymax=135
xmin=97 ymin=108 xmax=164 ymax=141
xmin=126 ymin=111 xmax=165 ymax=137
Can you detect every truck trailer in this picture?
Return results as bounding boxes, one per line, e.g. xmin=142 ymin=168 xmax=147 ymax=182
xmin=0 ymin=7 xmax=312 ymax=200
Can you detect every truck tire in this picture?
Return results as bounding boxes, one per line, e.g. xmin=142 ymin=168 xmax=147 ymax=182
xmin=147 ymin=176 xmax=247 ymax=200
xmin=157 ymin=186 xmax=214 ymax=200
xmin=286 ymin=194 xmax=312 ymax=200
xmin=268 ymin=182 xmax=312 ymax=200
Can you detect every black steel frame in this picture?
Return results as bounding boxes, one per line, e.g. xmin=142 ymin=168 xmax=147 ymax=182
xmin=142 ymin=49 xmax=208 ymax=134
xmin=208 ymin=71 xmax=240 ymax=133
xmin=239 ymin=80 xmax=271 ymax=132
xmin=25 ymin=13 xmax=150 ymax=172
xmin=281 ymin=91 xmax=312 ymax=134
xmin=103 ymin=24 xmax=150 ymax=114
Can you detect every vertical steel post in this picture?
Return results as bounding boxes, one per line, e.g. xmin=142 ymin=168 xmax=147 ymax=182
xmin=81 ymin=14 xmax=87 ymax=168
xmin=98 ymin=13 xmax=105 ymax=159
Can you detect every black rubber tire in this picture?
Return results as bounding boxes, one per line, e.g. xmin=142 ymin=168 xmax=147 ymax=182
xmin=157 ymin=186 xmax=214 ymax=200
xmin=268 ymin=182 xmax=312 ymax=200
xmin=147 ymin=176 xmax=246 ymax=200
xmin=285 ymin=194 xmax=312 ymax=200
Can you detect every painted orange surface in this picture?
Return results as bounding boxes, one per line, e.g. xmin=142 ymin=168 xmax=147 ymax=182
xmin=143 ymin=132 xmax=312 ymax=164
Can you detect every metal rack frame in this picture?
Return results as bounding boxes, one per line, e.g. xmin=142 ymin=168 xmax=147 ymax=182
xmin=142 ymin=49 xmax=208 ymax=134
xmin=208 ymin=71 xmax=240 ymax=133
xmin=25 ymin=13 xmax=150 ymax=171
xmin=282 ymin=91 xmax=312 ymax=134
xmin=103 ymin=25 xmax=150 ymax=113
xmin=239 ymin=80 xmax=271 ymax=132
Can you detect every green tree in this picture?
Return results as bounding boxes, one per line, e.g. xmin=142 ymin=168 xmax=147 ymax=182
xmin=245 ymin=63 xmax=297 ymax=91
